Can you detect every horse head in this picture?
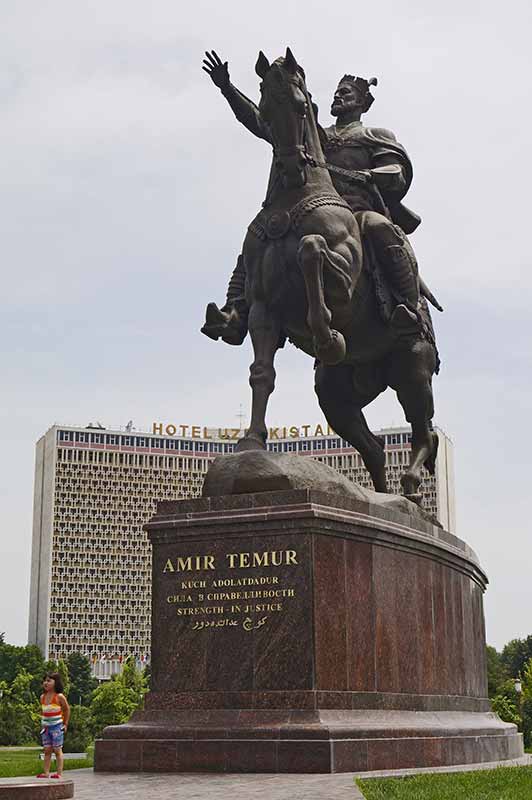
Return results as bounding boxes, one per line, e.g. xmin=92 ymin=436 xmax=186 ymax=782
xmin=256 ymin=48 xmax=313 ymax=188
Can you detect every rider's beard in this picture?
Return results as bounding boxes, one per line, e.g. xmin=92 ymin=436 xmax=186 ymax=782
xmin=331 ymin=98 xmax=362 ymax=118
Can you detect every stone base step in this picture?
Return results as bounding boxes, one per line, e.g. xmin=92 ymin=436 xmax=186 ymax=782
xmin=95 ymin=710 xmax=523 ymax=773
xmin=0 ymin=777 xmax=74 ymax=798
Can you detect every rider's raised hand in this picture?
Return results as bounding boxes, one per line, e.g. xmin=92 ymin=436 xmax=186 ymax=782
xmin=202 ymin=50 xmax=230 ymax=89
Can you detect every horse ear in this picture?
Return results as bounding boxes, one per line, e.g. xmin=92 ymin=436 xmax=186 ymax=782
xmin=255 ymin=51 xmax=270 ymax=78
xmin=284 ymin=47 xmax=298 ymax=75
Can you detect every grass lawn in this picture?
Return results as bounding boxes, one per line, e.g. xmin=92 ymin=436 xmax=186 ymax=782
xmin=0 ymin=748 xmax=93 ymax=778
xmin=357 ymin=766 xmax=532 ymax=799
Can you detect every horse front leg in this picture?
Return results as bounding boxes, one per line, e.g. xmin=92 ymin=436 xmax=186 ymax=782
xmin=236 ymin=302 xmax=281 ymax=452
xmin=297 ymin=234 xmax=346 ymax=366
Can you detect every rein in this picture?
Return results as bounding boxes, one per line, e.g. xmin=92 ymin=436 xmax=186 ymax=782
xmin=269 ymin=100 xmax=373 ymax=191
xmin=266 ymin=76 xmax=389 ymax=219
xmin=272 ymin=114 xmax=308 ymax=162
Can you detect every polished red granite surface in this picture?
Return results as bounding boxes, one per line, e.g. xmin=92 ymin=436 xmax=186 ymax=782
xmin=95 ymin=490 xmax=522 ymax=773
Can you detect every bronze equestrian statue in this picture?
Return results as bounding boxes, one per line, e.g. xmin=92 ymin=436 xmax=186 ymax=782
xmin=201 ymin=48 xmax=443 ymax=505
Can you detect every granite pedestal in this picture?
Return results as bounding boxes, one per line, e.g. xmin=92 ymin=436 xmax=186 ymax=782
xmin=95 ymin=489 xmax=522 ymax=772
xmin=0 ymin=779 xmax=74 ymax=799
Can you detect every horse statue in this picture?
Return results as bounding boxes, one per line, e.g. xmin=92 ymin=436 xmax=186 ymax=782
xmin=204 ymin=48 xmax=440 ymax=505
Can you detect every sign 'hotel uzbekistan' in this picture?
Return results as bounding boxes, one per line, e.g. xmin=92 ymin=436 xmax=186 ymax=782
xmin=152 ymin=422 xmax=336 ymax=440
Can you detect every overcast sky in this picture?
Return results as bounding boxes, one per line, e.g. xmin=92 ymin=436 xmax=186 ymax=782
xmin=1 ymin=1 xmax=531 ymax=652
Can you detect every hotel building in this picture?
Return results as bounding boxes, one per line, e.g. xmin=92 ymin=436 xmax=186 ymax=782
xmin=28 ymin=421 xmax=455 ymax=676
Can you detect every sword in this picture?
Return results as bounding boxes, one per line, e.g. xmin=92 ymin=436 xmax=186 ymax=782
xmin=419 ymin=277 xmax=443 ymax=312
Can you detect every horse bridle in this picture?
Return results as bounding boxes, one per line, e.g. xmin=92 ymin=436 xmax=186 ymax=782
xmin=264 ymin=73 xmax=378 ymax=210
xmin=266 ymin=76 xmax=312 ymax=174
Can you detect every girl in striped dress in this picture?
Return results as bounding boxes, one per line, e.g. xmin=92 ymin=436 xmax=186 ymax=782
xmin=37 ymin=672 xmax=70 ymax=779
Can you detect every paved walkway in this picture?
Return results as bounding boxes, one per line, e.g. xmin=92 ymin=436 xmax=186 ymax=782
xmin=56 ymin=769 xmax=364 ymax=799
xmin=2 ymin=757 xmax=531 ymax=799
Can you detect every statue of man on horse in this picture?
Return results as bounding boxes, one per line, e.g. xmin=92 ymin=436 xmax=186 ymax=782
xmin=201 ymin=50 xmax=442 ymax=347
xmin=199 ymin=48 xmax=443 ymax=507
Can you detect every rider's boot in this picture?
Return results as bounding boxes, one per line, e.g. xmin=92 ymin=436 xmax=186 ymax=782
xmin=382 ymin=244 xmax=421 ymax=331
xmin=201 ymin=256 xmax=249 ymax=345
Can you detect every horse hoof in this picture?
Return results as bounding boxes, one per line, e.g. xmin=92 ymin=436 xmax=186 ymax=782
xmin=315 ymin=330 xmax=346 ymax=365
xmin=404 ymin=492 xmax=423 ymax=507
xmin=235 ymin=434 xmax=266 ymax=453
xmin=400 ymin=471 xmax=420 ymax=498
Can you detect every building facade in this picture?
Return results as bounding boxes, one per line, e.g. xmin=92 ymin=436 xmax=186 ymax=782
xmin=28 ymin=421 xmax=454 ymax=676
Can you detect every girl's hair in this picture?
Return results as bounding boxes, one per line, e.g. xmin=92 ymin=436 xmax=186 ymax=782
xmin=44 ymin=672 xmax=64 ymax=695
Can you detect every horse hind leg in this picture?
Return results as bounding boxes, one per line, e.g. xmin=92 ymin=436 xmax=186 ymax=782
xmin=399 ymin=420 xmax=435 ymax=505
xmin=297 ymin=234 xmax=346 ymax=366
xmin=386 ymin=342 xmax=438 ymax=505
xmin=315 ymin=363 xmax=388 ymax=492
xmin=236 ymin=301 xmax=281 ymax=452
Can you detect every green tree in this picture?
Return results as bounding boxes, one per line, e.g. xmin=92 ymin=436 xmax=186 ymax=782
xmin=120 ymin=657 xmax=147 ymax=697
xmin=491 ymin=694 xmax=520 ymax=726
xmin=486 ymin=645 xmax=508 ymax=697
xmin=490 ymin=671 xmax=532 ymax=743
xmin=500 ymin=636 xmax=532 ymax=680
xmin=0 ymin=641 xmax=46 ymax=696
xmin=142 ymin=663 xmax=151 ymax=691
xmin=89 ymin=679 xmax=138 ymax=738
xmin=57 ymin=658 xmax=70 ymax=697
xmin=63 ymin=705 xmax=93 ymax=753
xmin=520 ymin=658 xmax=532 ymax=747
xmin=521 ymin=658 xmax=532 ymax=697
xmin=493 ymin=678 xmax=521 ymax=704
xmin=66 ymin=653 xmax=97 ymax=706
xmin=0 ymin=669 xmax=40 ymax=745
xmin=89 ymin=659 xmax=147 ymax=738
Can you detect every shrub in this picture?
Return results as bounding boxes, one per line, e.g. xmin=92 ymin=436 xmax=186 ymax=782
xmin=0 ymin=672 xmax=40 ymax=745
xmin=89 ymin=679 xmax=138 ymax=738
xmin=63 ymin=705 xmax=93 ymax=753
xmin=491 ymin=694 xmax=520 ymax=726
